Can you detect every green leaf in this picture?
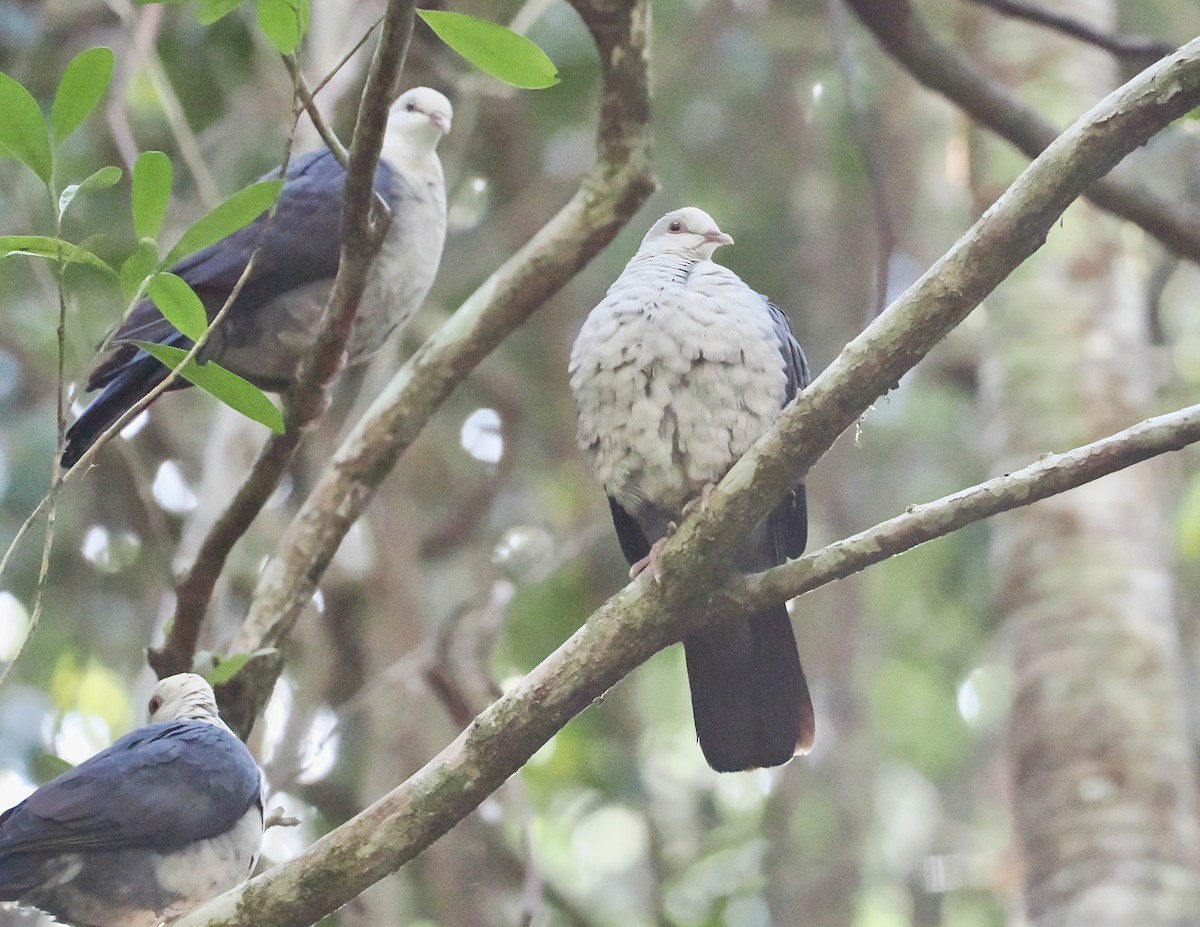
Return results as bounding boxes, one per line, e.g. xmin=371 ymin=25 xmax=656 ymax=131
xmin=416 ymin=11 xmax=558 ymax=90
xmin=208 ymin=648 xmax=276 ymax=686
xmin=198 ymin=0 xmax=245 ymax=24
xmin=148 ymin=272 xmax=208 ymax=341
xmin=166 ymin=179 xmax=282 ymax=264
xmin=31 ymin=752 xmax=74 ymax=783
xmin=0 ymin=69 xmax=52 ymax=183
xmin=58 ymin=164 xmax=122 ymax=218
xmin=131 ymin=151 xmax=172 ymax=240
xmin=0 ymin=235 xmax=115 ymax=276
xmin=134 ymin=341 xmax=284 ymax=433
xmin=256 ymin=0 xmax=310 ymax=54
xmin=121 ymin=239 xmax=159 ymax=299
xmin=51 ymin=47 xmax=114 ymax=143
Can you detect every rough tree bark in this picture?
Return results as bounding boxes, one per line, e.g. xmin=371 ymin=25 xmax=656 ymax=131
xmin=976 ymin=3 xmax=1200 ymax=925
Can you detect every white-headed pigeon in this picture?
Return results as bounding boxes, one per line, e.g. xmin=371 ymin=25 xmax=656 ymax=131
xmin=63 ymin=86 xmax=452 ymax=467
xmin=0 ymin=674 xmax=263 ymax=926
xmin=569 ymin=207 xmax=815 ymax=773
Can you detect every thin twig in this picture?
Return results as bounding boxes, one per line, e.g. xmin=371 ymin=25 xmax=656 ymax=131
xmin=963 ymin=0 xmax=1176 ymax=62
xmin=282 ymin=55 xmax=350 ymax=169
xmin=150 ymin=4 xmax=416 ymax=679
xmin=311 ymin=17 xmax=381 ymax=99
xmin=0 ymin=262 xmax=69 ymax=687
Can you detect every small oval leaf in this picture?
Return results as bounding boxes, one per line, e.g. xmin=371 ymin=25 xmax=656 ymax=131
xmin=58 ymin=184 xmax=80 ymax=218
xmin=256 ymin=0 xmax=310 ymax=55
xmin=52 ymin=47 xmax=114 ymax=143
xmin=0 ymin=69 xmax=52 ymax=183
xmin=149 ymin=272 xmax=209 ymax=341
xmin=58 ymin=164 xmax=122 ymax=218
xmin=79 ymin=164 xmax=123 ymax=192
xmin=134 ymin=341 xmax=284 ymax=433
xmin=166 ymin=179 xmax=283 ymax=265
xmin=132 ymin=151 xmax=172 ymax=240
xmin=121 ymin=239 xmax=160 ymax=299
xmin=416 ymin=11 xmax=558 ymax=90
xmin=208 ymin=648 xmax=276 ymax=686
xmin=0 ymin=235 xmax=116 ymax=276
xmin=31 ymin=752 xmax=75 ymax=784
xmin=198 ymin=0 xmax=246 ymax=24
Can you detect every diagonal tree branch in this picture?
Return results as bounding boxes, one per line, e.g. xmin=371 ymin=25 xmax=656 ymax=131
xmin=149 ymin=1 xmax=416 ymax=678
xmin=217 ymin=0 xmax=655 ymax=733
xmin=733 ymin=403 xmax=1200 ymax=610
xmin=174 ymin=36 xmax=1200 ymax=927
xmin=842 ymin=0 xmax=1200 ymax=262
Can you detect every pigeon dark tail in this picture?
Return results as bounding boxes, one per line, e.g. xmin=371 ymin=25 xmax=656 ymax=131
xmin=683 ymin=603 xmax=814 ymax=773
xmin=62 ymin=358 xmax=175 ymax=468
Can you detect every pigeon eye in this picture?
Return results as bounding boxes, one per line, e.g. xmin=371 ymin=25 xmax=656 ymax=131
xmin=148 ymin=695 xmax=163 ymax=715
xmin=405 ymin=100 xmax=417 ymax=112
xmin=668 ymin=221 xmax=682 ymax=232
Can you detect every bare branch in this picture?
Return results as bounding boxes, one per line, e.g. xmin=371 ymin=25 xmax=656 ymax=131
xmin=963 ymin=0 xmax=1176 ymax=62
xmin=844 ymin=0 xmax=1200 ymax=262
xmin=283 ymin=56 xmax=350 ymax=169
xmin=734 ymin=403 xmax=1200 ymax=609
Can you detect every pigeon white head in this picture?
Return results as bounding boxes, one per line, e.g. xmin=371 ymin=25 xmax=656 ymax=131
xmin=147 ymin=673 xmax=224 ymax=726
xmin=639 ymin=207 xmax=734 ymax=260
xmin=386 ymin=87 xmax=453 ymax=156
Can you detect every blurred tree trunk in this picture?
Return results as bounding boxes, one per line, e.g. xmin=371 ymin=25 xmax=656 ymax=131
xmin=975 ymin=2 xmax=1200 ymax=924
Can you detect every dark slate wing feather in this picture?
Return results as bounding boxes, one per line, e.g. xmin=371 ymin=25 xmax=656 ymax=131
xmin=169 ymin=150 xmax=348 ymax=318
xmin=608 ymin=495 xmax=651 ymax=565
xmin=765 ymin=300 xmax=810 ymax=562
xmin=0 ymin=721 xmax=260 ymax=856
xmin=86 ymin=150 xmax=355 ymax=391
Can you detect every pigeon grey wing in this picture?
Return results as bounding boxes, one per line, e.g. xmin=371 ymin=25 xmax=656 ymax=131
xmin=0 ymin=722 xmax=260 ymax=855
xmin=85 ymin=150 xmax=350 ymax=391
xmin=766 ymin=300 xmax=810 ymax=562
xmin=769 ymin=300 xmax=811 ymax=399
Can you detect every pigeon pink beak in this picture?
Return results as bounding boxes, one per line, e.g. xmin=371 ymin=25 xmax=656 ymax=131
xmin=429 ymin=112 xmax=451 ymax=134
xmin=705 ymin=230 xmax=734 ymax=247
